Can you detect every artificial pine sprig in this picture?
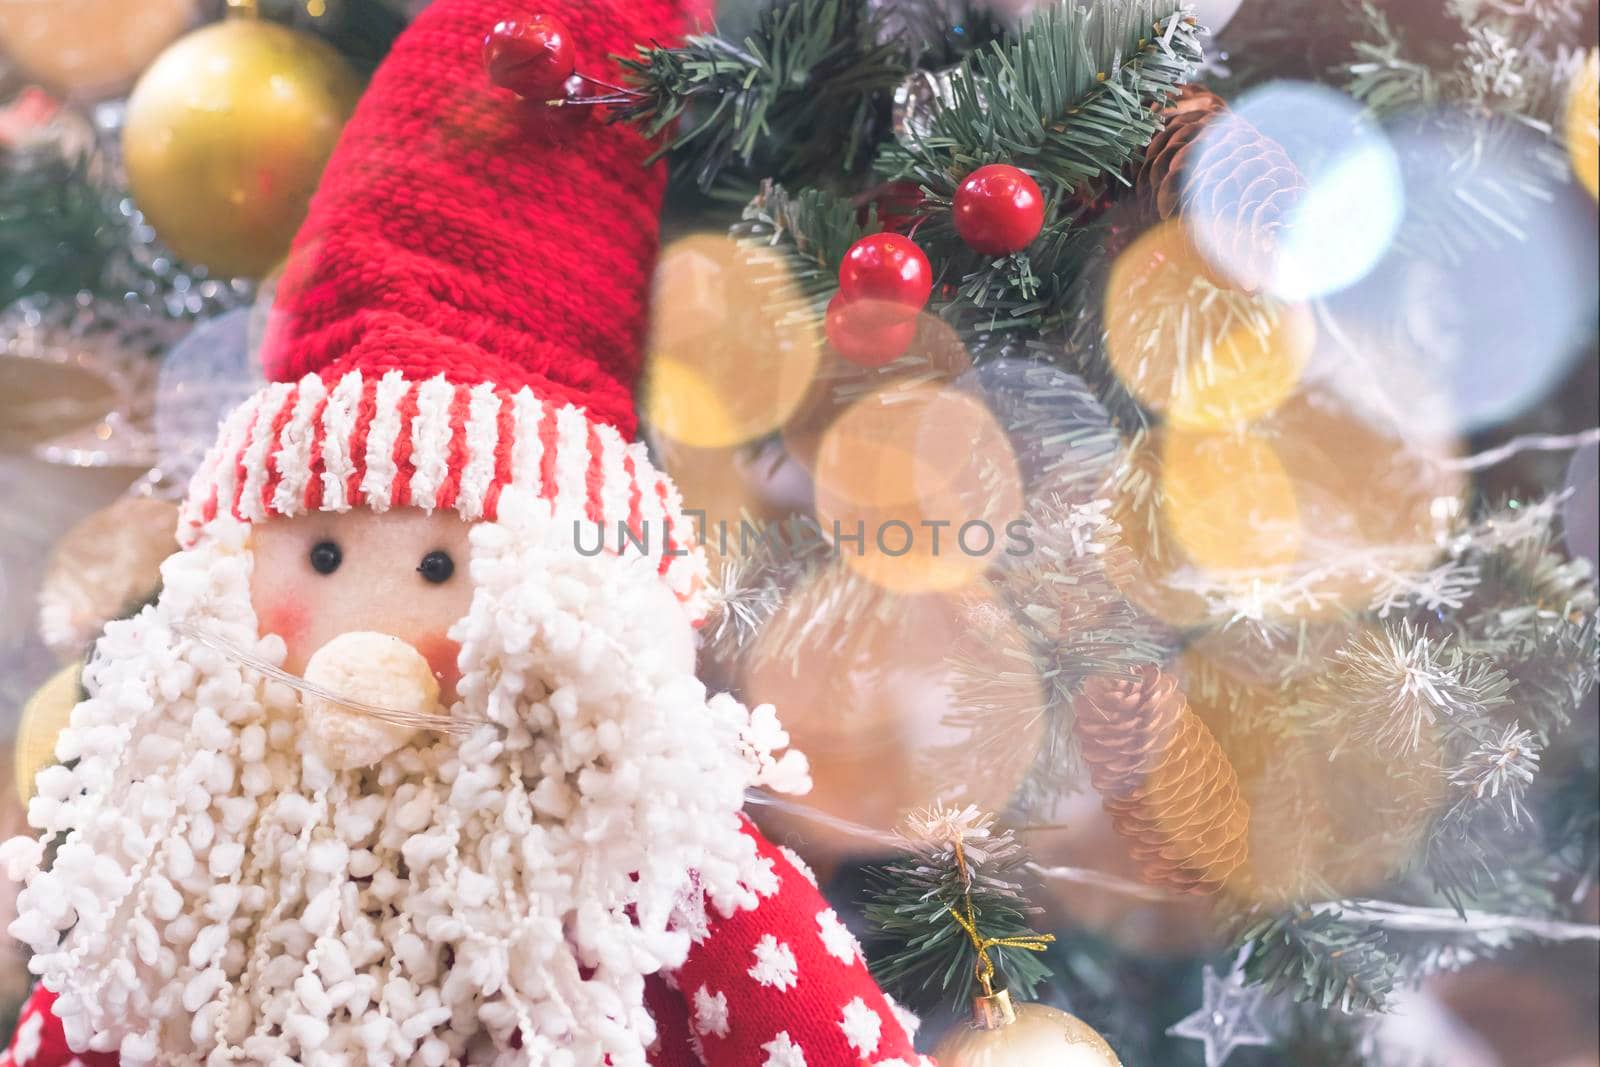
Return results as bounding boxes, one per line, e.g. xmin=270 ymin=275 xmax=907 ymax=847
xmin=863 ymin=805 xmax=1055 ymax=1009
xmin=1236 ymin=907 xmax=1400 ymax=1014
xmin=731 ymin=181 xmax=877 ymax=310
xmin=616 ymin=0 xmax=910 ymax=190
xmin=876 ymin=1 xmax=1204 ymax=196
xmin=871 ymin=2 xmax=1204 ymax=336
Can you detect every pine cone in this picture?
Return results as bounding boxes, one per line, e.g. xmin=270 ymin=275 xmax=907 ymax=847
xmin=1076 ymin=666 xmax=1250 ymax=895
xmin=1135 ymin=85 xmax=1306 ymax=290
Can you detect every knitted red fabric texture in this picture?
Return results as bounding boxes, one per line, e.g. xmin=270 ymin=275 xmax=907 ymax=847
xmin=0 ymin=989 xmax=117 ymax=1067
xmin=258 ymin=0 xmax=687 ymax=440
xmin=671 ymin=818 xmax=926 ymax=1065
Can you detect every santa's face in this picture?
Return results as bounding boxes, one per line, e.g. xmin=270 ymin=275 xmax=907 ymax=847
xmin=248 ymin=508 xmax=475 ymax=705
xmin=5 ymin=494 xmax=796 ymax=1066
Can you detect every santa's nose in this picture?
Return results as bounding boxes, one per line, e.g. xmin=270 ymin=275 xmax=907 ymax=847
xmin=301 ymin=631 xmax=441 ymax=770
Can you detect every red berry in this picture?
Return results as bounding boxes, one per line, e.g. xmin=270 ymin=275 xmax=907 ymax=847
xmin=825 ymin=293 xmax=918 ymax=368
xmin=484 ymin=14 xmax=577 ymax=101
xmin=839 ymin=233 xmax=933 ymax=310
xmin=953 ymin=164 xmax=1046 ymax=255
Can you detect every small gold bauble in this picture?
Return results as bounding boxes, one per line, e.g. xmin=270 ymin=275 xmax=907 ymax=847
xmin=934 ymin=993 xmax=1123 ymax=1067
xmin=14 ymin=663 xmax=83 ymax=807
xmin=122 ymin=18 xmax=361 ymax=278
xmin=0 ymin=0 xmax=197 ymax=99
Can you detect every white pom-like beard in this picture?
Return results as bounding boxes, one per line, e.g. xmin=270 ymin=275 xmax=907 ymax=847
xmin=3 ymin=491 xmax=808 ymax=1067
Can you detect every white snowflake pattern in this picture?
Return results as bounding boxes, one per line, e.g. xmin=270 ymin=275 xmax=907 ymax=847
xmin=839 ymin=997 xmax=883 ymax=1056
xmin=745 ymin=854 xmax=781 ymax=898
xmin=692 ymin=985 xmax=731 ymax=1038
xmin=749 ymin=935 xmax=800 ymax=990
xmin=815 ymin=908 xmax=862 ymax=965
xmin=11 ymin=1011 xmax=43 ymax=1067
xmin=761 ymin=1031 xmax=808 ymax=1067
xmin=778 ymin=845 xmax=819 ymax=887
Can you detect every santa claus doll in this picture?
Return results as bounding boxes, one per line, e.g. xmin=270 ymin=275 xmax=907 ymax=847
xmin=0 ymin=1 xmax=927 ymax=1064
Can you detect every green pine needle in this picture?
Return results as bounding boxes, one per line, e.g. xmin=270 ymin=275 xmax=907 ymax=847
xmin=863 ymin=807 xmax=1054 ymax=1010
xmin=877 ymin=1 xmax=1203 ymax=195
xmin=1237 ymin=907 xmax=1400 ymax=1014
xmin=617 ymin=0 xmax=910 ymax=190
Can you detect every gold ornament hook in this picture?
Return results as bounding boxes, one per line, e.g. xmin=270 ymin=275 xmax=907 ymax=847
xmin=226 ymin=0 xmax=261 ymax=18
xmin=971 ymin=988 xmax=1017 ymax=1031
xmin=946 ymin=833 xmax=1056 ymax=1005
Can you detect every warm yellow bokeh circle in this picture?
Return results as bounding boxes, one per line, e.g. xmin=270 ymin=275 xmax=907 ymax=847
xmin=644 ymin=233 xmax=822 ymax=448
xmin=1104 ymin=221 xmax=1312 ymax=429
xmin=1159 ymin=428 xmax=1302 ymax=575
xmin=812 ymin=382 xmax=1023 ymax=594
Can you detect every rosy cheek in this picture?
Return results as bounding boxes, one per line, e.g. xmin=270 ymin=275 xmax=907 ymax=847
xmin=260 ymin=598 xmax=310 ymax=645
xmin=415 ymin=632 xmax=462 ymax=691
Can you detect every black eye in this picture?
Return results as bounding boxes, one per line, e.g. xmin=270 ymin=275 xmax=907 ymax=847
xmin=418 ymin=549 xmax=455 ymax=585
xmin=309 ymin=540 xmax=342 ymax=575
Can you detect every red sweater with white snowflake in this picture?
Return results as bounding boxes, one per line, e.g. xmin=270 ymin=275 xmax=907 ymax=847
xmin=3 ymin=820 xmax=926 ymax=1067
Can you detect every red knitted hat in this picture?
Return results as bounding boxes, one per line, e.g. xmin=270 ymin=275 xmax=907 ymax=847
xmin=179 ymin=0 xmax=704 ymax=608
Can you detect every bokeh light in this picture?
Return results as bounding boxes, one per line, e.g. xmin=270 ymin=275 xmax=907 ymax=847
xmin=782 ymin=310 xmax=973 ymax=472
xmin=1168 ymin=304 xmax=1315 ymax=431
xmin=1111 ymin=370 xmax=1465 ymax=626
xmin=743 ymin=571 xmax=1043 ymax=860
xmin=1103 ymin=221 xmax=1313 ymax=427
xmin=1188 ymin=81 xmax=1403 ymax=300
xmin=643 ymin=233 xmax=821 ymax=448
xmin=649 ymin=435 xmax=812 ymax=576
xmin=812 ymin=381 xmax=1023 ymax=593
xmin=1159 ymin=428 xmax=1302 ymax=575
xmin=1373 ymin=119 xmax=1598 ymax=433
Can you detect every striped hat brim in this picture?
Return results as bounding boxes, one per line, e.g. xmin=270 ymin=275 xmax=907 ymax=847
xmin=179 ymin=370 xmax=706 ymax=617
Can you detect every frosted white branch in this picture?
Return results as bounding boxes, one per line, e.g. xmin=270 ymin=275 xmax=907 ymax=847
xmin=1439 ymin=427 xmax=1600 ymax=472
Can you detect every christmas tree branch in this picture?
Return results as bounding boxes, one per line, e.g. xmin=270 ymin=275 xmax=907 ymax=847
xmin=876 ymin=1 xmax=1204 ymax=195
xmin=730 ymin=180 xmax=877 ymax=309
xmin=617 ymin=0 xmax=910 ymax=190
xmin=863 ymin=805 xmax=1055 ymax=1008
xmin=1235 ymin=906 xmax=1401 ymax=1014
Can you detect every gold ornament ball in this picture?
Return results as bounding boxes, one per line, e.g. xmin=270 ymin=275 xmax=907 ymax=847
xmin=14 ymin=663 xmax=83 ymax=807
xmin=935 ymin=999 xmax=1122 ymax=1067
xmin=0 ymin=0 xmax=197 ymax=100
xmin=122 ymin=18 xmax=362 ymax=279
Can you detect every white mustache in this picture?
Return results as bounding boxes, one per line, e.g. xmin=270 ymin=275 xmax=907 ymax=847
xmin=172 ymin=621 xmax=497 ymax=737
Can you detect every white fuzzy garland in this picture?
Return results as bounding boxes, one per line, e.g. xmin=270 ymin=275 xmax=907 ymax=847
xmin=2 ymin=490 xmax=807 ymax=1066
